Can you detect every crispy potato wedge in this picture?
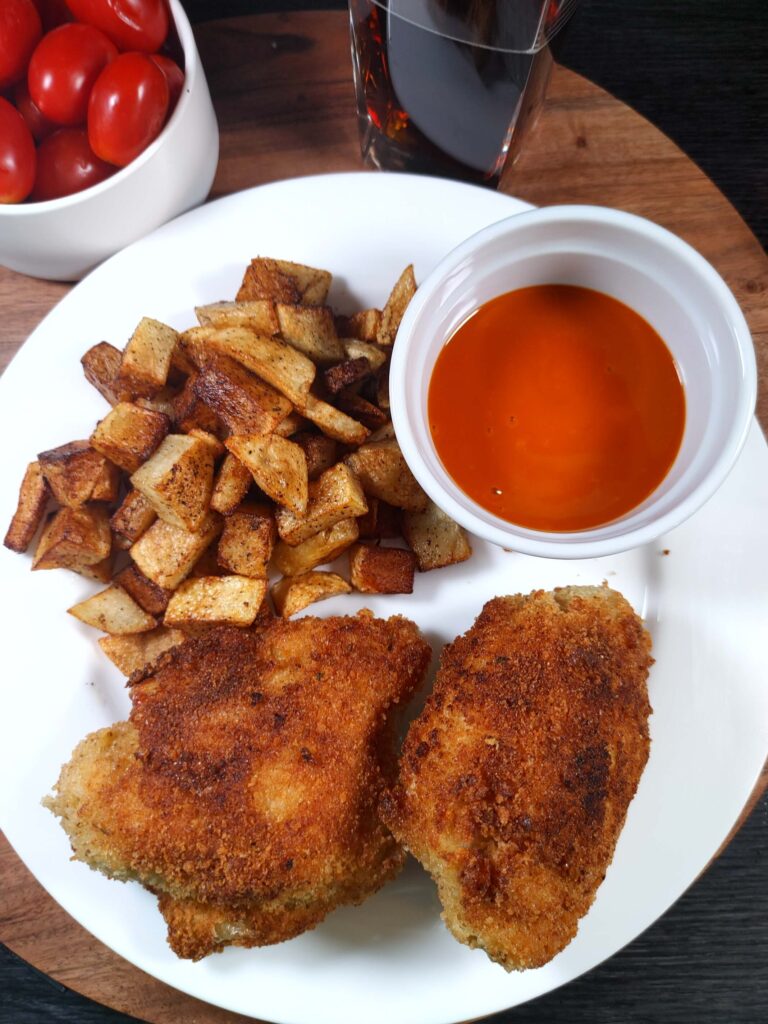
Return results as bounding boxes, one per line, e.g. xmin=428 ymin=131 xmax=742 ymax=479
xmin=210 ymin=453 xmax=252 ymax=515
xmin=292 ymin=431 xmax=338 ymax=480
xmin=90 ymin=401 xmax=169 ymax=473
xmin=272 ymin=571 xmax=351 ymax=618
xmin=367 ymin=420 xmax=397 ymax=444
xmin=4 ymin=461 xmax=50 ymax=553
xmin=237 ymin=257 xmax=331 ymax=306
xmin=193 ymin=354 xmax=293 ymax=435
xmin=114 ymin=563 xmax=173 ymax=616
xmin=68 ymin=585 xmax=156 ymax=634
xmin=38 ymin=440 xmax=116 ymax=508
xmin=32 ymin=505 xmax=111 ymax=570
xmin=110 ymin=489 xmax=156 ymax=549
xmin=276 ymin=304 xmax=345 ymax=364
xmin=217 ymin=503 xmax=276 ymax=578
xmin=377 ymin=264 xmax=416 ymax=346
xmin=273 ymin=411 xmax=306 ymax=437
xmin=401 ymin=501 xmax=472 ymax=571
xmin=299 ymin=394 xmax=369 ymax=446
xmin=356 ymin=497 xmax=400 ymax=539
xmin=186 ymin=428 xmax=227 ymax=460
xmin=349 ymin=543 xmax=416 ymax=594
xmin=196 ymin=299 xmax=279 ymax=335
xmin=130 ymin=511 xmax=222 ymax=590
xmin=203 ymin=326 xmax=316 ymax=407
xmin=323 ymin=357 xmax=372 ymax=396
xmin=117 ymin=317 xmax=178 ymax=398
xmin=342 ymin=338 xmax=387 ymax=372
xmin=81 ymin=341 xmax=124 ymax=406
xmin=345 ymin=439 xmax=428 ymax=511
xmin=225 ymin=434 xmax=308 ymax=516
xmin=131 ymin=434 xmax=214 ymax=532
xmin=336 ymin=392 xmax=389 ymax=431
xmin=271 ymin=517 xmax=359 ymax=577
xmin=171 ymin=374 xmax=224 ymax=436
xmin=164 ymin=575 xmax=268 ymax=628
xmin=98 ymin=627 xmax=186 ymax=676
xmin=336 ymin=309 xmax=382 ymax=342
xmin=275 ymin=462 xmax=367 ymax=546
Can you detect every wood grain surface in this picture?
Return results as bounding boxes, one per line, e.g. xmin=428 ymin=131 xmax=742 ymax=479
xmin=1 ymin=9 xmax=766 ymax=1024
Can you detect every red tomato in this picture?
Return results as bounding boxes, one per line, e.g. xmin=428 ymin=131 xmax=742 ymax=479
xmin=88 ymin=52 xmax=168 ymax=167
xmin=64 ymin=0 xmax=168 ymax=53
xmin=28 ymin=23 xmax=117 ymax=126
xmin=31 ymin=126 xmax=113 ymax=200
xmin=149 ymin=53 xmax=183 ymax=111
xmin=0 ymin=0 xmax=42 ymax=89
xmin=12 ymin=80 xmax=55 ymax=141
xmin=32 ymin=0 xmax=73 ymax=32
xmin=0 ymin=97 xmax=36 ymax=202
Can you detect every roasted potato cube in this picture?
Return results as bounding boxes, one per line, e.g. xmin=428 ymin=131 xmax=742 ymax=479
xmin=38 ymin=440 xmax=117 ymax=508
xmin=349 ymin=543 xmax=416 ymax=594
xmin=72 ymin=554 xmax=114 ymax=583
xmin=130 ymin=511 xmax=222 ymax=590
xmin=203 ymin=326 xmax=315 ymax=407
xmin=237 ymin=257 xmax=331 ymax=306
xmin=299 ymin=394 xmax=369 ymax=446
xmin=225 ymin=434 xmax=308 ymax=516
xmin=193 ymin=355 xmax=293 ymax=435
xmin=377 ymin=264 xmax=416 ymax=346
xmin=271 ymin=517 xmax=359 ymax=577
xmin=401 ymin=501 xmax=472 ymax=571
xmin=164 ymin=575 xmax=268 ymax=628
xmin=4 ymin=461 xmax=50 ymax=553
xmin=136 ymin=388 xmax=177 ymax=420
xmin=81 ymin=341 xmax=124 ymax=405
xmin=345 ymin=439 xmax=428 ymax=511
xmin=342 ymin=338 xmax=387 ymax=372
xmin=130 ymin=434 xmax=214 ymax=532
xmin=117 ymin=317 xmax=178 ymax=397
xmin=217 ymin=503 xmax=276 ymax=578
xmin=98 ymin=627 xmax=186 ymax=676
xmin=357 ymin=497 xmax=400 ymax=539
xmin=110 ymin=489 xmax=156 ymax=549
xmin=273 ymin=411 xmax=306 ymax=437
xmin=272 ymin=571 xmax=351 ymax=618
xmin=336 ymin=309 xmax=382 ymax=342
xmin=336 ymin=392 xmax=389 ymax=431
xmin=32 ymin=505 xmax=111 ymax=570
xmin=90 ymin=401 xmax=169 ymax=473
xmin=68 ymin=585 xmax=156 ymax=634
xmin=114 ymin=563 xmax=173 ymax=615
xmin=210 ymin=453 xmax=252 ymax=515
xmin=90 ymin=459 xmax=120 ymax=503
xmin=292 ymin=431 xmax=338 ymax=480
xmin=196 ymin=299 xmax=279 ymax=335
xmin=171 ymin=374 xmax=224 ymax=435
xmin=275 ymin=462 xmax=367 ymax=546
xmin=276 ymin=304 xmax=345 ymax=364
xmin=323 ymin=357 xmax=372 ymax=396
xmin=186 ymin=428 xmax=226 ymax=460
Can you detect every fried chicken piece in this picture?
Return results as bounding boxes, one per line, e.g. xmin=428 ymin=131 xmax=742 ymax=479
xmin=382 ymin=586 xmax=653 ymax=970
xmin=45 ymin=615 xmax=431 ymax=959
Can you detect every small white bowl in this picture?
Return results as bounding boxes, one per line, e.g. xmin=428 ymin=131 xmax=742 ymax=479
xmin=0 ymin=0 xmax=219 ymax=281
xmin=390 ymin=205 xmax=757 ymax=559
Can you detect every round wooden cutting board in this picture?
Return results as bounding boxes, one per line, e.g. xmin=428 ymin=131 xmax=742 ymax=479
xmin=0 ymin=11 xmax=766 ymax=1024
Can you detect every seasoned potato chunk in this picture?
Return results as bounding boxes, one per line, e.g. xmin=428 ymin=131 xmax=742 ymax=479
xmin=68 ymin=585 xmax=156 ymax=634
xmin=72 ymin=554 xmax=114 ymax=583
xmin=117 ymin=317 xmax=178 ymax=397
xmin=345 ymin=439 xmax=429 ymax=511
xmin=401 ymin=500 xmax=472 ymax=571
xmin=196 ymin=299 xmax=279 ymax=335
xmin=225 ymin=434 xmax=308 ymax=516
xmin=131 ymin=434 xmax=214 ymax=532
xmin=98 ymin=627 xmax=187 ymax=676
xmin=110 ymin=489 xmax=156 ymax=549
xmin=210 ymin=453 xmax=252 ymax=515
xmin=217 ymin=503 xmax=276 ymax=578
xmin=193 ymin=355 xmax=293 ymax=435
xmin=377 ymin=264 xmax=416 ymax=346
xmin=90 ymin=401 xmax=169 ymax=473
xmin=299 ymin=394 xmax=369 ymax=446
xmin=38 ymin=441 xmax=117 ymax=508
xmin=203 ymin=326 xmax=316 ymax=407
xmin=186 ymin=428 xmax=226 ymax=460
xmin=164 ymin=575 xmax=268 ymax=628
xmin=4 ymin=461 xmax=50 ymax=553
xmin=32 ymin=505 xmax=111 ymax=571
xmin=237 ymin=257 xmax=331 ymax=305
xmin=272 ymin=571 xmax=351 ymax=618
xmin=81 ymin=341 xmax=124 ymax=406
xmin=349 ymin=543 xmax=416 ymax=594
xmin=323 ymin=357 xmax=372 ymax=396
xmin=336 ymin=393 xmax=388 ymax=431
xmin=356 ymin=497 xmax=400 ymax=539
xmin=342 ymin=338 xmax=387 ymax=372
xmin=114 ymin=563 xmax=173 ymax=616
xmin=271 ymin=517 xmax=359 ymax=577
xmin=273 ymin=411 xmax=306 ymax=438
xmin=275 ymin=462 xmax=367 ymax=546
xmin=130 ymin=511 xmax=222 ymax=590
xmin=171 ymin=374 xmax=224 ymax=435
xmin=292 ymin=431 xmax=338 ymax=480
xmin=276 ymin=304 xmax=345 ymax=364
xmin=336 ymin=309 xmax=382 ymax=342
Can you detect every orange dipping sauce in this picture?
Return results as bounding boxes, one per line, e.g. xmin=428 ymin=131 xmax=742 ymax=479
xmin=428 ymin=285 xmax=686 ymax=532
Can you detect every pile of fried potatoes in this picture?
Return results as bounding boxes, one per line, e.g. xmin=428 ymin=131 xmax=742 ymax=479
xmin=4 ymin=257 xmax=471 ymax=676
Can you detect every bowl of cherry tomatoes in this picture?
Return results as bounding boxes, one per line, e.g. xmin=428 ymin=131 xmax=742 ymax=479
xmin=0 ymin=0 xmax=219 ymax=280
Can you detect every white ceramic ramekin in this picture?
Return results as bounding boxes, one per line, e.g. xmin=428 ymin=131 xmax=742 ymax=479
xmin=0 ymin=0 xmax=219 ymax=281
xmin=390 ymin=205 xmax=757 ymax=559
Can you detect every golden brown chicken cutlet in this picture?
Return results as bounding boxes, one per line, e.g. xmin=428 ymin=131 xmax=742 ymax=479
xmin=381 ymin=586 xmax=653 ymax=970
xmin=45 ymin=614 xmax=432 ymax=959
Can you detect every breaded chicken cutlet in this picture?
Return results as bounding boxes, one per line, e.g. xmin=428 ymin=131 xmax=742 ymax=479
xmin=382 ymin=586 xmax=653 ymax=970
xmin=45 ymin=613 xmax=432 ymax=959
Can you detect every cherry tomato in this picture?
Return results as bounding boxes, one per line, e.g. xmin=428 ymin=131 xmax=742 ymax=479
xmin=0 ymin=97 xmax=36 ymax=202
xmin=12 ymin=80 xmax=55 ymax=141
xmin=0 ymin=0 xmax=42 ymax=90
xmin=64 ymin=0 xmax=168 ymax=53
xmin=31 ymin=126 xmax=113 ymax=200
xmin=149 ymin=53 xmax=183 ymax=112
xmin=32 ymin=0 xmax=73 ymax=32
xmin=88 ymin=51 xmax=168 ymax=167
xmin=28 ymin=23 xmax=117 ymax=126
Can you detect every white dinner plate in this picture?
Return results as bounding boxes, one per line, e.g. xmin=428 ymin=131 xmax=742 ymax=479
xmin=1 ymin=173 xmax=767 ymax=1024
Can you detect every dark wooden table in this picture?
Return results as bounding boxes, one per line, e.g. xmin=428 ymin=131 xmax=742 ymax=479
xmin=2 ymin=3 xmax=767 ymax=1023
